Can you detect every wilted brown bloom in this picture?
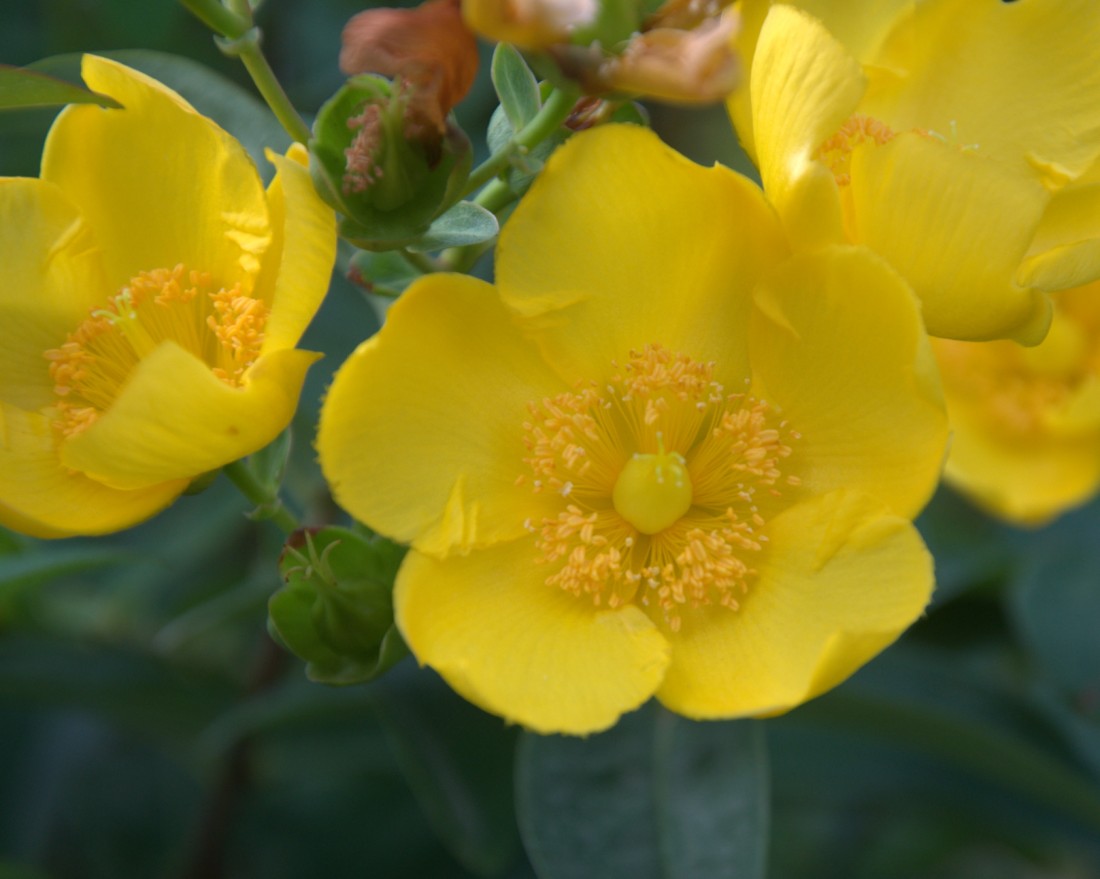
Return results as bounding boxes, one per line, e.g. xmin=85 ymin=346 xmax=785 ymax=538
xmin=599 ymin=5 xmax=740 ymax=104
xmin=462 ymin=0 xmax=597 ymax=50
xmin=340 ymin=0 xmax=480 ymax=136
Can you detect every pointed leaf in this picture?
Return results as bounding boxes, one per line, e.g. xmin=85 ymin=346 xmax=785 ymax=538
xmin=0 ymin=64 xmax=121 ymax=110
xmin=491 ymin=44 xmax=541 ymax=131
xmin=405 ymin=200 xmax=499 ymax=252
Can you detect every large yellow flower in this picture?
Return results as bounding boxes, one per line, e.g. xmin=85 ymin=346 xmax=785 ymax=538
xmin=934 ymin=280 xmax=1100 ymax=526
xmin=0 ymin=56 xmax=336 ymax=538
xmin=319 ymin=125 xmax=947 ymax=734
xmin=731 ymin=0 xmax=1100 ymax=343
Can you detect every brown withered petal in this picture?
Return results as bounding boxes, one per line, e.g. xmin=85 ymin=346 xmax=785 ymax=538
xmin=600 ymin=6 xmax=740 ymax=105
xmin=340 ymin=0 xmax=479 ymax=134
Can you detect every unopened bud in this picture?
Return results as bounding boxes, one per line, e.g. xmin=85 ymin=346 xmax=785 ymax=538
xmin=309 ymin=75 xmax=472 ymax=250
xmin=269 ymin=527 xmax=408 ymax=684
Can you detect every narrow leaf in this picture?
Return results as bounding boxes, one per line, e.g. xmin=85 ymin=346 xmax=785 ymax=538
xmin=0 ymin=64 xmax=121 ymax=110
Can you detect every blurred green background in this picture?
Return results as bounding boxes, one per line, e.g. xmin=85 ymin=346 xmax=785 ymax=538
xmin=2 ymin=2 xmax=1100 ymax=878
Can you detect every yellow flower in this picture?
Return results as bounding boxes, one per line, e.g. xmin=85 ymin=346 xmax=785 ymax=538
xmin=0 ymin=56 xmax=336 ymax=538
xmin=318 ymin=125 xmax=948 ymax=734
xmin=732 ymin=1 xmax=1100 ymax=343
xmin=934 ymin=280 xmax=1100 ymax=526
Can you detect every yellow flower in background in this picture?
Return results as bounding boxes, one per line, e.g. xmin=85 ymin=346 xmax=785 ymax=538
xmin=0 ymin=56 xmax=336 ymax=538
xmin=934 ymin=280 xmax=1100 ymax=527
xmin=732 ymin=0 xmax=1100 ymax=343
xmin=319 ymin=125 xmax=948 ymax=734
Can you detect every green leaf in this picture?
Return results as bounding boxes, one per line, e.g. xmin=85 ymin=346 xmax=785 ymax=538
xmin=491 ymin=44 xmax=541 ymax=132
xmin=405 ymin=201 xmax=499 ymax=252
xmin=0 ymin=64 xmax=121 ymax=110
xmin=0 ymin=546 xmax=131 ymax=614
xmin=1008 ymin=499 xmax=1100 ymax=694
xmin=0 ymin=633 xmax=235 ymax=745
xmin=370 ymin=668 xmax=522 ymax=876
xmin=653 ymin=712 xmax=770 ymax=878
xmin=516 ymin=704 xmax=769 ymax=879
xmin=915 ymin=485 xmax=1015 ymax=604
xmin=486 ymin=104 xmax=513 ymax=157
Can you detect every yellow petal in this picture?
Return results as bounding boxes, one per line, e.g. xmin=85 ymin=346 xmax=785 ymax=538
xmin=656 ymin=490 xmax=932 ymax=718
xmin=496 ymin=124 xmax=787 ymax=384
xmin=59 ymin=344 xmax=318 ymax=490
xmin=0 ymin=178 xmax=105 ymax=411
xmin=41 ymin=56 xmax=271 ymax=294
xmin=750 ymin=246 xmax=947 ymax=519
xmin=256 ymin=145 xmax=337 ymax=355
xmin=0 ymin=401 xmax=185 ymax=538
xmin=396 ymin=539 xmax=670 ymax=734
xmin=744 ymin=4 xmax=863 ymax=250
xmin=318 ymin=273 xmax=566 ymax=557
xmin=864 ymin=0 xmax=1100 ymax=184
xmin=849 ymin=132 xmax=1052 ymax=342
xmin=943 ymin=407 xmax=1100 ymax=528
xmin=1020 ymin=167 xmax=1100 ymax=292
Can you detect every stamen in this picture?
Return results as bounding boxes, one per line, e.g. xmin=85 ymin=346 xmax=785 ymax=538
xmin=522 ymin=343 xmax=801 ymax=630
xmin=817 ymin=114 xmax=896 ymax=186
xmin=44 ymin=264 xmax=268 ymax=438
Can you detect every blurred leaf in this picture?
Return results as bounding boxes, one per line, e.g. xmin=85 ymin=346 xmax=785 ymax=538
xmin=0 ymin=635 xmax=235 ymax=746
xmin=653 ymin=712 xmax=769 ymax=879
xmin=916 ymin=485 xmax=1015 ymax=604
xmin=516 ymin=704 xmax=768 ymax=879
xmin=1008 ymin=499 xmax=1100 ymax=695
xmin=406 ymin=201 xmax=499 ymax=252
xmin=0 ymin=546 xmax=129 ymax=595
xmin=793 ymin=643 xmax=1100 ymax=837
xmin=491 ymin=44 xmax=540 ymax=131
xmin=371 ymin=668 xmax=522 ymax=876
xmin=0 ymin=64 xmax=120 ymax=109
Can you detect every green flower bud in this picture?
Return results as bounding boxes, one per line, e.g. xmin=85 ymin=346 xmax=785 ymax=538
xmin=269 ymin=526 xmax=408 ymax=685
xmin=309 ymin=75 xmax=472 ymax=251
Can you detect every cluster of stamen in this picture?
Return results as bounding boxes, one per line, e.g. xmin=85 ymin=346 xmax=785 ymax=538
xmin=816 ymin=114 xmax=896 ymax=186
xmin=344 ymin=103 xmax=387 ymax=194
xmin=521 ymin=344 xmax=801 ymax=631
xmin=935 ymin=335 xmax=1090 ymax=436
xmin=44 ymin=264 xmax=268 ymax=438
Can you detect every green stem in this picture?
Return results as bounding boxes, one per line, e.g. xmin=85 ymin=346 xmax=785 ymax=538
xmin=179 ymin=0 xmax=312 ymax=145
xmin=178 ymin=0 xmax=250 ymax=38
xmin=400 ymin=249 xmax=443 ymax=275
xmin=461 ymin=86 xmax=579 ymax=197
xmin=233 ymin=42 xmax=312 ymax=144
xmin=222 ymin=460 xmax=299 ymax=534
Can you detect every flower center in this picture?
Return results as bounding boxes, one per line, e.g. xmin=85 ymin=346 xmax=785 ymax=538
xmin=934 ymin=312 xmax=1095 ymax=437
xmin=521 ymin=344 xmax=801 ymax=631
xmin=612 ymin=434 xmax=692 ymax=534
xmin=44 ymin=264 xmax=268 ymax=438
